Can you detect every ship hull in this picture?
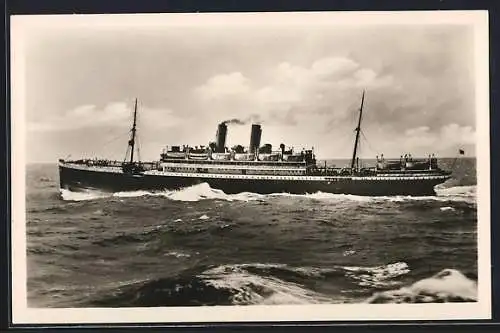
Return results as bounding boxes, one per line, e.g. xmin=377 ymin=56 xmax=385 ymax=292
xmin=59 ymin=164 xmax=450 ymax=196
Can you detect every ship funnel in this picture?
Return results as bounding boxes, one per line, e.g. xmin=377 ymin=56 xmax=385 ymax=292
xmin=249 ymin=124 xmax=262 ymax=154
xmin=215 ymin=122 xmax=228 ymax=153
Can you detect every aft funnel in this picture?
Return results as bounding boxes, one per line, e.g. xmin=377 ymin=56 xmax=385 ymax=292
xmin=249 ymin=124 xmax=262 ymax=154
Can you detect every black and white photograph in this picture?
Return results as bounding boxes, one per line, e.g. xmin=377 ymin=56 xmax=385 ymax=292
xmin=11 ymin=10 xmax=491 ymax=324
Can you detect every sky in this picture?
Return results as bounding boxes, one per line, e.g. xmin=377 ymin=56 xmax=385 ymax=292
xmin=17 ymin=13 xmax=478 ymax=163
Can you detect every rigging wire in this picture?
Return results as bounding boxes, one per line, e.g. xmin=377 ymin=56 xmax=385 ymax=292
xmin=124 ymin=145 xmax=131 ymax=163
xmin=91 ymin=128 xmax=128 ymax=157
xmin=360 ymin=129 xmax=380 ymax=157
xmin=136 ymin=100 xmax=141 ymax=162
xmin=89 ymin=129 xmax=131 ymax=160
xmin=102 ymin=130 xmax=132 ymax=149
xmin=136 ymin=135 xmax=141 ymax=162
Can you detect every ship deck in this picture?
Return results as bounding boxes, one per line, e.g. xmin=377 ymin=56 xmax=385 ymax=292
xmin=59 ymin=162 xmax=451 ymax=181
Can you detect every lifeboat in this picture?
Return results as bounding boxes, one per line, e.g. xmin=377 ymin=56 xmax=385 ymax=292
xmin=282 ymin=154 xmax=304 ymax=162
xmin=188 ymin=149 xmax=209 ymax=160
xmin=211 ymin=153 xmax=231 ymax=161
xmin=406 ymin=160 xmax=431 ymax=170
xmin=233 ymin=153 xmax=255 ymax=161
xmin=164 ymin=151 xmax=186 ymax=159
xmin=377 ymin=160 xmax=401 ymax=170
xmin=258 ymin=153 xmax=280 ymax=161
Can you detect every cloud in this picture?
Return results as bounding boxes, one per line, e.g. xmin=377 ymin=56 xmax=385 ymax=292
xmin=440 ymin=123 xmax=476 ymax=146
xmin=190 ymin=56 xmax=477 ymax=157
xmin=28 ymin=101 xmax=181 ymax=133
xmin=404 ymin=124 xmax=475 ymax=149
xmin=373 ymin=123 xmax=476 ymax=157
xmin=195 ymin=56 xmax=394 ymax=129
xmin=196 ymin=72 xmax=251 ymax=100
xmin=23 ymin=24 xmax=476 ymax=162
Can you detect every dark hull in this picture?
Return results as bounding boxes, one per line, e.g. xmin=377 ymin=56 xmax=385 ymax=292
xmin=59 ymin=164 xmax=450 ymax=196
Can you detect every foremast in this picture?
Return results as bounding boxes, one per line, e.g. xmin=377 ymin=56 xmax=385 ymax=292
xmin=122 ymin=98 xmax=144 ymax=174
xmin=128 ymin=98 xmax=138 ymax=164
xmin=350 ymin=90 xmax=365 ymax=171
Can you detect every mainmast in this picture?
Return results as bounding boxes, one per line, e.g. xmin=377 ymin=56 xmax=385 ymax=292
xmin=128 ymin=98 xmax=138 ymax=164
xmin=350 ymin=90 xmax=365 ymax=171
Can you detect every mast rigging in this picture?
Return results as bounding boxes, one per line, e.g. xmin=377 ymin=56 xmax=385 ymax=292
xmin=351 ymin=90 xmax=365 ymax=171
xmin=128 ymin=98 xmax=138 ymax=164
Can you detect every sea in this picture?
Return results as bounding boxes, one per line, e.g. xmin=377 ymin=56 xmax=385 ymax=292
xmin=25 ymin=158 xmax=478 ymax=308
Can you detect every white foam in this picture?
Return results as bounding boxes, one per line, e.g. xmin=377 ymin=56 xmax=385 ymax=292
xmin=343 ymin=262 xmax=411 ymax=288
xmin=270 ymin=191 xmax=373 ymax=202
xmin=199 ymin=264 xmax=336 ymax=305
xmin=60 ymin=183 xmax=476 ymax=204
xmin=435 ymin=184 xmax=476 ymax=196
xmin=164 ymin=251 xmax=191 ymax=258
xmin=199 ymin=214 xmax=210 ymax=220
xmin=257 ymin=186 xmax=476 ymax=204
xmin=60 ymin=188 xmax=109 ymax=201
xmin=366 ymin=268 xmax=477 ymax=303
xmin=160 ymin=183 xmax=264 ymax=202
xmin=440 ymin=206 xmax=455 ymax=211
xmin=197 ymin=262 xmax=414 ymax=305
xmin=113 ymin=190 xmax=152 ymax=198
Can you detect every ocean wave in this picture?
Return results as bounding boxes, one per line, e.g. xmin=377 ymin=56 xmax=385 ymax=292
xmin=366 ymin=269 xmax=477 ymax=303
xmin=342 ymin=262 xmax=410 ymax=288
xmin=274 ymin=185 xmax=476 ymax=204
xmin=60 ymin=183 xmax=476 ymax=204
xmin=162 ymin=183 xmax=266 ymax=202
xmin=198 ymin=264 xmax=334 ymax=305
xmin=59 ymin=183 xmax=264 ymax=202
xmin=86 ymin=261 xmax=476 ymax=307
xmin=60 ymin=188 xmax=110 ymax=201
xmin=263 ymin=185 xmax=475 ymax=204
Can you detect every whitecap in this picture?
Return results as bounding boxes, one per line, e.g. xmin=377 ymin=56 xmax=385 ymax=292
xmin=60 ymin=188 xmax=109 ymax=201
xmin=343 ymin=250 xmax=356 ymax=256
xmin=198 ymin=264 xmax=336 ymax=305
xmin=270 ymin=191 xmax=373 ymax=202
xmin=60 ymin=183 xmax=477 ymax=204
xmin=343 ymin=262 xmax=411 ymax=288
xmin=366 ymin=268 xmax=477 ymax=303
xmin=164 ymin=251 xmax=191 ymax=259
xmin=161 ymin=183 xmax=264 ymax=202
xmin=113 ymin=190 xmax=152 ymax=198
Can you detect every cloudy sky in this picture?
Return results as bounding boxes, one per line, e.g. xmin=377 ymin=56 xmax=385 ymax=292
xmin=17 ymin=13 xmax=477 ymax=163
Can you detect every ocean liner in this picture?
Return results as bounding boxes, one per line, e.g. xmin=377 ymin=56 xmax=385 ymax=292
xmin=58 ymin=92 xmax=452 ymax=196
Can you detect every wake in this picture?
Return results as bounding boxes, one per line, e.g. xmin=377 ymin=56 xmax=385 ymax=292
xmin=60 ymin=182 xmax=476 ymax=204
